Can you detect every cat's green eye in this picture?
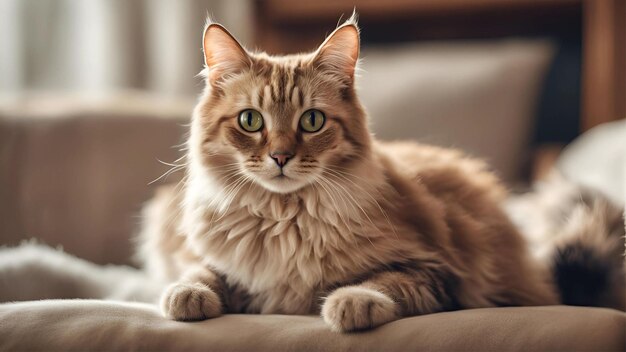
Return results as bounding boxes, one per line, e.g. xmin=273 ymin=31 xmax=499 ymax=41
xmin=238 ymin=109 xmax=264 ymax=132
xmin=300 ymin=109 xmax=325 ymax=133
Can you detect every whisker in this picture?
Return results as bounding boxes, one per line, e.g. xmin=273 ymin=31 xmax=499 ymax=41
xmin=314 ymin=178 xmax=359 ymax=247
xmin=204 ymin=173 xmax=246 ymax=234
xmin=321 ymin=167 xmax=398 ymax=239
xmin=157 ymin=158 xmax=188 ymax=168
xmin=320 ymin=175 xmax=380 ymax=249
xmin=215 ymin=174 xmax=252 ymax=222
xmin=149 ymin=165 xmax=185 ymax=185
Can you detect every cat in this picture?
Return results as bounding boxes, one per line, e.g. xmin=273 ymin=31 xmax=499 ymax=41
xmin=135 ymin=14 xmax=621 ymax=332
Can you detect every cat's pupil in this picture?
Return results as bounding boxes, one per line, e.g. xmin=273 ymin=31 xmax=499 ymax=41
xmin=309 ymin=111 xmax=315 ymax=127
xmin=247 ymin=112 xmax=253 ymax=126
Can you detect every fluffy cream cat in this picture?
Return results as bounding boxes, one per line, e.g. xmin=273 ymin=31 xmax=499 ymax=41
xmin=138 ymin=15 xmax=563 ymax=332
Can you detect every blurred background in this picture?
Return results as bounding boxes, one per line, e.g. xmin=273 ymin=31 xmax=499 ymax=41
xmin=1 ymin=0 xmax=624 ymax=265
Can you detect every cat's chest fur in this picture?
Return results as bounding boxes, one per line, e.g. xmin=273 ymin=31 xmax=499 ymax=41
xmin=184 ymin=181 xmax=409 ymax=313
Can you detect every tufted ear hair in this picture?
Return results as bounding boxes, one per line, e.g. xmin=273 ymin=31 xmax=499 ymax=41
xmin=313 ymin=12 xmax=360 ymax=82
xmin=203 ymin=21 xmax=251 ymax=84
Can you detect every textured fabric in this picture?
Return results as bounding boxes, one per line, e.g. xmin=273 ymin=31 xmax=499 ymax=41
xmin=0 ymin=92 xmax=192 ymax=265
xmin=0 ymin=300 xmax=623 ymax=351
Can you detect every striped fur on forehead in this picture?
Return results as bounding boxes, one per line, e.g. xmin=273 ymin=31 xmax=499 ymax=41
xmin=250 ymin=54 xmax=312 ymax=111
xmin=211 ymin=51 xmax=354 ymax=113
xmin=196 ymin=59 xmax=369 ymax=153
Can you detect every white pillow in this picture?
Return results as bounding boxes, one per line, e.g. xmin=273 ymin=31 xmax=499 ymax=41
xmin=557 ymin=119 xmax=626 ymax=205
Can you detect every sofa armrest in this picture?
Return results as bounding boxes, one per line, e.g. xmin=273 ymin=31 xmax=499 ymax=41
xmin=0 ymin=92 xmax=193 ymax=265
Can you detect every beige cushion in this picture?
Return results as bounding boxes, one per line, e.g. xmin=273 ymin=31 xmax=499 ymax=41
xmin=0 ymin=92 xmax=193 ymax=265
xmin=360 ymin=40 xmax=554 ymax=182
xmin=0 ymin=300 xmax=623 ymax=351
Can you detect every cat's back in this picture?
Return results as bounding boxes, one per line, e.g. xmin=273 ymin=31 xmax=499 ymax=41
xmin=375 ymin=140 xmax=507 ymax=204
xmin=374 ymin=140 xmax=559 ymax=307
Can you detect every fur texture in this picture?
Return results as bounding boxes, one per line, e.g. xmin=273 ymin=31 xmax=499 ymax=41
xmin=137 ymin=16 xmax=562 ymax=332
xmin=507 ymin=175 xmax=625 ymax=310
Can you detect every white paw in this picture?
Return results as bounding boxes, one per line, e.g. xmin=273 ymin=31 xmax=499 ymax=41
xmin=160 ymin=282 xmax=222 ymax=321
xmin=321 ymin=286 xmax=399 ymax=332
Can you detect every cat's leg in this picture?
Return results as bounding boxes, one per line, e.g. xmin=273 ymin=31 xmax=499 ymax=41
xmin=160 ymin=265 xmax=226 ymax=321
xmin=321 ymin=269 xmax=454 ymax=332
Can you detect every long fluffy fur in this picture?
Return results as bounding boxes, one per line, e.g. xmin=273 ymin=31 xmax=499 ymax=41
xmin=507 ymin=176 xmax=625 ymax=310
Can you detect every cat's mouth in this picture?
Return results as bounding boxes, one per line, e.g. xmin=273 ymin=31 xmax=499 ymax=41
xmin=256 ymin=171 xmax=307 ymax=194
xmin=272 ymin=167 xmax=292 ymax=179
xmin=274 ymin=167 xmax=292 ymax=178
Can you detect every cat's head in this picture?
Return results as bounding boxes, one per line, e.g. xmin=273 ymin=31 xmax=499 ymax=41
xmin=191 ymin=14 xmax=371 ymax=194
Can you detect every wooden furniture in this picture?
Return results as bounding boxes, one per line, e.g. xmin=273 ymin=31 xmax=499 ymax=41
xmin=582 ymin=0 xmax=625 ymax=130
xmin=254 ymin=0 xmax=625 ymax=133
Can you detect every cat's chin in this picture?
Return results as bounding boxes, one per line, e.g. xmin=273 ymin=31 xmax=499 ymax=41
xmin=256 ymin=175 xmax=309 ymax=194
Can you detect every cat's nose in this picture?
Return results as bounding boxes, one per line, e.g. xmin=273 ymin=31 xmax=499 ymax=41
xmin=270 ymin=151 xmax=294 ymax=167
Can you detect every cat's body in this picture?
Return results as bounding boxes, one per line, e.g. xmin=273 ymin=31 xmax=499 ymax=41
xmin=140 ymin=140 xmax=558 ymax=319
xmin=136 ymin=15 xmax=618 ymax=332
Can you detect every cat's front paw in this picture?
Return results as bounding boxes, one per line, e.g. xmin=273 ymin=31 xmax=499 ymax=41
xmin=321 ymin=286 xmax=399 ymax=332
xmin=161 ymin=282 xmax=222 ymax=321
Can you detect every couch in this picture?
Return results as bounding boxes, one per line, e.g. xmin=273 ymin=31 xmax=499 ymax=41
xmin=0 ymin=88 xmax=624 ymax=350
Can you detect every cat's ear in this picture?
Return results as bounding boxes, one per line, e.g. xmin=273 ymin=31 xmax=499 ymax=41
xmin=313 ymin=14 xmax=360 ymax=82
xmin=203 ymin=22 xmax=251 ymax=84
